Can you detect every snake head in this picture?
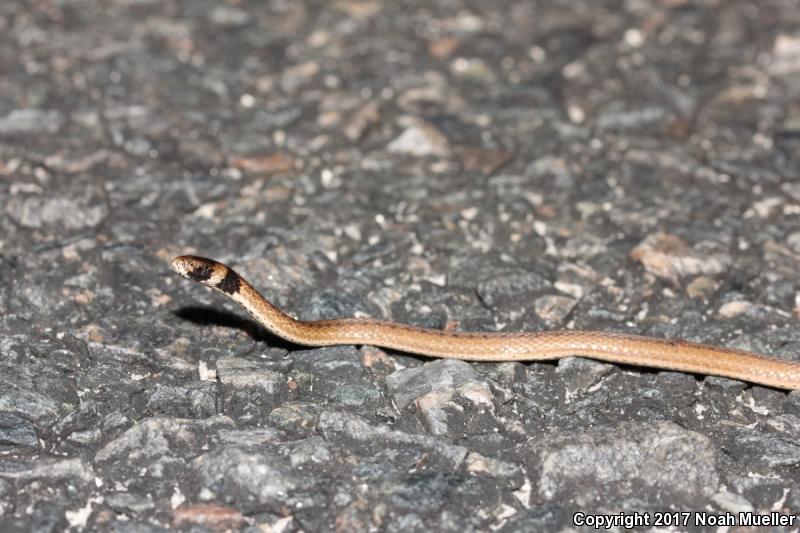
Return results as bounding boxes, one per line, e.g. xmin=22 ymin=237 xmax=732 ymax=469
xmin=171 ymin=255 xmax=223 ymax=285
xmin=171 ymin=255 xmax=242 ymax=294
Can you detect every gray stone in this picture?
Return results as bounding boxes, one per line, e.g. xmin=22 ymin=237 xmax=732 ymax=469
xmin=0 ymin=109 xmax=64 ymax=134
xmin=268 ymin=402 xmax=324 ymax=437
xmin=475 ymin=268 xmax=551 ymax=308
xmin=711 ymin=491 xmax=754 ymax=514
xmin=290 ymin=346 xmax=363 ymax=377
xmin=0 ymin=412 xmax=38 ymax=447
xmin=320 ymin=409 xmax=466 ymax=458
xmin=208 ymin=5 xmax=251 ymax=26
xmin=497 ymin=504 xmax=567 ymax=533
xmin=191 ymin=445 xmax=304 ymax=512
xmin=555 ymin=357 xmax=615 ymax=395
xmin=595 ymin=105 xmax=671 ymax=131
xmin=0 ymin=385 xmax=62 ymax=423
xmin=727 ymin=427 xmax=800 ymax=468
xmin=526 ymin=422 xmax=719 ymax=504
xmin=217 ymin=427 xmax=284 ymax=446
xmin=0 ymin=478 xmax=12 ymax=515
xmin=105 ymin=492 xmax=156 ymax=515
xmin=95 ymin=416 xmax=234 ymax=464
xmin=216 ymin=357 xmax=285 ymax=392
xmin=0 ymin=457 xmax=93 ymax=485
xmin=705 ymin=375 xmax=748 ymax=394
xmin=145 ymin=381 xmax=217 ymax=418
xmin=287 ymin=436 xmax=332 ymax=467
xmin=630 ymin=233 xmax=731 ymax=284
xmin=5 ymin=187 xmax=108 ymax=230
xmin=386 ymin=359 xmax=494 ymax=434
xmin=387 ymin=123 xmax=449 ymax=157
xmin=216 ymin=357 xmax=286 ymax=421
xmin=289 ymin=346 xmax=383 ymax=407
xmin=318 ymin=410 xmax=522 ymax=483
xmin=533 ymin=294 xmax=579 ymax=324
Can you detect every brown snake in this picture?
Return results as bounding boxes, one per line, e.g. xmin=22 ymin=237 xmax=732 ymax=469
xmin=171 ymin=255 xmax=800 ymax=390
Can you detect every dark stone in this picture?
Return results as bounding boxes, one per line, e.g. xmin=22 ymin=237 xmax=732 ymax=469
xmin=145 ymin=382 xmax=217 ymax=418
xmin=0 ymin=412 xmax=38 ymax=447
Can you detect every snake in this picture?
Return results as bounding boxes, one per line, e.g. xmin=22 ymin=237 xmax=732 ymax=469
xmin=171 ymin=255 xmax=800 ymax=390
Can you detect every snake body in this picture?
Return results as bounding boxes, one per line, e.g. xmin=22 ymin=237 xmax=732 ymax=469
xmin=171 ymin=255 xmax=800 ymax=390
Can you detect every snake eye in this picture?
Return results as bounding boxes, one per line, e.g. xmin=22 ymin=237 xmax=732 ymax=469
xmin=171 ymin=255 xmax=216 ymax=283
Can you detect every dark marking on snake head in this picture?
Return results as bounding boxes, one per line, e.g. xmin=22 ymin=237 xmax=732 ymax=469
xmin=188 ymin=262 xmax=214 ymax=282
xmin=217 ymin=269 xmax=241 ymax=294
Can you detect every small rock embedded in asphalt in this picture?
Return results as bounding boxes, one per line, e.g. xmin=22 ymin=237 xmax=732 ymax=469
xmin=630 ymin=232 xmax=730 ymax=284
xmin=0 ymin=412 xmax=39 ymax=447
xmin=555 ymin=356 xmax=615 ymax=395
xmin=94 ymin=416 xmax=235 ymax=465
xmin=145 ymin=382 xmax=217 ymax=418
xmin=387 ymin=122 xmax=450 ymax=157
xmin=526 ymin=421 xmax=719 ymax=504
xmin=189 ymin=445 xmax=309 ymax=513
xmin=0 ymin=108 xmax=64 ymax=134
xmin=726 ymin=426 xmax=800 ymax=468
xmin=387 ymin=359 xmax=494 ymax=434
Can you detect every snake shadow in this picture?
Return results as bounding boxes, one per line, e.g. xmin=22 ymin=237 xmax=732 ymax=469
xmin=173 ymin=306 xmax=297 ymax=351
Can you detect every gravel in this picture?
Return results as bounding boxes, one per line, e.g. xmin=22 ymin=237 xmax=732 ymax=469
xmin=2 ymin=0 xmax=800 ymax=530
